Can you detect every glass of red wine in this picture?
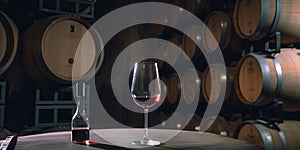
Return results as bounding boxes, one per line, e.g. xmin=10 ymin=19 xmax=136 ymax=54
xmin=131 ymin=62 xmax=162 ymax=146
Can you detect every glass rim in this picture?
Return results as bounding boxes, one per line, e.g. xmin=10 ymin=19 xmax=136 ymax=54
xmin=135 ymin=61 xmax=158 ymax=64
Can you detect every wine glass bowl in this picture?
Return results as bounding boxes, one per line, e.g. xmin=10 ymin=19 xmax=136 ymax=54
xmin=131 ymin=62 xmax=162 ymax=146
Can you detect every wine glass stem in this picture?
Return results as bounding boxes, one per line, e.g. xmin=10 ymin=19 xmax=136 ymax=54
xmin=144 ymin=106 xmax=149 ymax=139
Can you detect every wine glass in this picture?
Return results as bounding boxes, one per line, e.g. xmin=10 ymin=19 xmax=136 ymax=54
xmin=131 ymin=62 xmax=162 ymax=146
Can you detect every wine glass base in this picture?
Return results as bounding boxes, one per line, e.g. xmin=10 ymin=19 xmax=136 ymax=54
xmin=132 ymin=138 xmax=160 ymax=146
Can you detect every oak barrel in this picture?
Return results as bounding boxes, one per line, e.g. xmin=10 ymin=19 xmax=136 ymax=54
xmin=182 ymin=69 xmax=202 ymax=104
xmin=0 ymin=11 xmax=18 ymax=75
xmin=182 ymin=26 xmax=202 ymax=60
xmin=202 ymin=11 xmax=243 ymax=55
xmin=166 ymin=73 xmax=180 ymax=105
xmin=202 ymin=65 xmax=237 ymax=104
xmin=235 ymin=49 xmax=300 ymax=111
xmin=156 ymin=34 xmax=181 ymax=69
xmin=204 ymin=116 xmax=233 ymax=137
xmin=23 ymin=16 xmax=104 ymax=87
xmin=233 ymin=0 xmax=300 ymax=43
xmin=235 ymin=120 xmax=300 ymax=150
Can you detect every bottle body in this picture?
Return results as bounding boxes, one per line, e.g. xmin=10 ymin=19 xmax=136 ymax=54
xmin=71 ymin=108 xmax=89 ymax=143
xmin=71 ymin=83 xmax=89 ymax=143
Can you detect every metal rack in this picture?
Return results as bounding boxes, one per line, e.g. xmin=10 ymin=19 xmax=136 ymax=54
xmin=38 ymin=0 xmax=95 ymax=20
xmin=34 ymin=84 xmax=90 ymax=129
xmin=241 ymin=31 xmax=282 ymax=55
xmin=35 ymin=87 xmax=76 ymax=129
xmin=241 ymin=101 xmax=284 ymax=125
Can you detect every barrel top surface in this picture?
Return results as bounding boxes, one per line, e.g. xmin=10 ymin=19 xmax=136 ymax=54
xmin=0 ymin=18 xmax=7 ymax=63
xmin=42 ymin=18 xmax=97 ymax=80
xmin=203 ymin=12 xmax=223 ymax=52
xmin=203 ymin=66 xmax=223 ymax=103
xmin=182 ymin=26 xmax=198 ymax=59
xmin=235 ymin=0 xmax=261 ymax=37
xmin=167 ymin=74 xmax=180 ymax=104
xmin=182 ymin=69 xmax=200 ymax=104
xmin=237 ymin=123 xmax=264 ymax=149
xmin=238 ymin=56 xmax=263 ymax=104
xmin=3 ymin=129 xmax=258 ymax=150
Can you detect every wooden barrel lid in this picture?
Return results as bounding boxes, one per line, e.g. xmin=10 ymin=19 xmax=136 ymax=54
xmin=203 ymin=65 xmax=236 ymax=104
xmin=202 ymin=66 xmax=223 ymax=104
xmin=234 ymin=0 xmax=262 ymax=37
xmin=238 ymin=56 xmax=263 ymax=104
xmin=41 ymin=18 xmax=97 ymax=81
xmin=203 ymin=12 xmax=222 ymax=52
xmin=237 ymin=123 xmax=265 ymax=149
xmin=182 ymin=69 xmax=201 ymax=104
xmin=203 ymin=11 xmax=231 ymax=52
xmin=182 ymin=26 xmax=199 ymax=59
xmin=167 ymin=74 xmax=180 ymax=104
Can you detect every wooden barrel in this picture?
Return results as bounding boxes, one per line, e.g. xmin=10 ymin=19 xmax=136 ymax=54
xmin=156 ymin=34 xmax=181 ymax=69
xmin=23 ymin=16 xmax=104 ymax=87
xmin=183 ymin=0 xmax=201 ymax=13
xmin=233 ymin=0 xmax=300 ymax=43
xmin=153 ymin=0 xmax=199 ymax=36
xmin=182 ymin=26 xmax=202 ymax=60
xmin=202 ymin=11 xmax=243 ymax=55
xmin=0 ymin=11 xmax=18 ymax=75
xmin=160 ymin=73 xmax=180 ymax=105
xmin=202 ymin=65 xmax=236 ymax=104
xmin=182 ymin=69 xmax=202 ymax=104
xmin=188 ymin=115 xmax=242 ymax=137
xmin=235 ymin=120 xmax=300 ymax=150
xmin=235 ymin=49 xmax=300 ymax=111
xmin=203 ymin=116 xmax=233 ymax=137
xmin=166 ymin=73 xmax=180 ymax=105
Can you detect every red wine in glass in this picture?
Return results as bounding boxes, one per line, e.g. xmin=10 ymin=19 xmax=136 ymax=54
xmin=132 ymin=94 xmax=161 ymax=108
xmin=71 ymin=128 xmax=89 ymax=143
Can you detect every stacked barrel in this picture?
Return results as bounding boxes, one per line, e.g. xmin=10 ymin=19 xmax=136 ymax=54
xmin=0 ymin=0 xmax=103 ymax=134
xmin=0 ymin=11 xmax=18 ymax=76
xmin=1 ymin=1 xmax=300 ymax=148
xmin=231 ymin=1 xmax=300 ymax=149
xmin=152 ymin=0 xmax=300 ymax=149
xmin=22 ymin=16 xmax=104 ymax=88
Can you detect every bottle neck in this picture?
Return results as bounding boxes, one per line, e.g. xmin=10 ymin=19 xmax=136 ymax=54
xmin=76 ymin=96 xmax=85 ymax=115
